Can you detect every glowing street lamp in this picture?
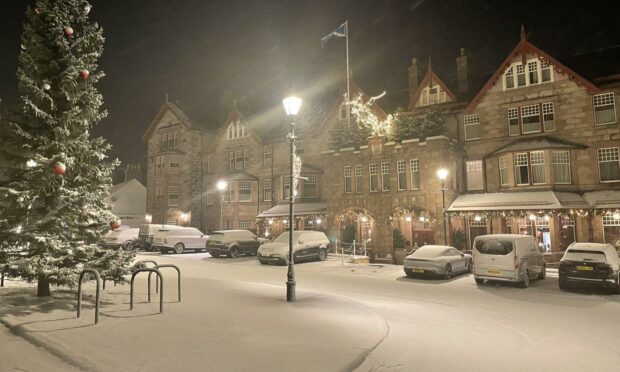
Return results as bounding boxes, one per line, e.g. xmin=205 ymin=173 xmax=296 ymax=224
xmin=217 ymin=180 xmax=228 ymax=230
xmin=282 ymin=95 xmax=302 ymax=302
xmin=436 ymin=167 xmax=449 ymax=244
xmin=144 ymin=213 xmax=152 ymax=224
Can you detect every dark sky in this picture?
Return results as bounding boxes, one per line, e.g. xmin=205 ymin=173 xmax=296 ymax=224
xmin=2 ymin=0 xmax=620 ymax=168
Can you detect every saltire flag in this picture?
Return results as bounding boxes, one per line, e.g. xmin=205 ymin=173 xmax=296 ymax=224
xmin=321 ymin=22 xmax=346 ymax=47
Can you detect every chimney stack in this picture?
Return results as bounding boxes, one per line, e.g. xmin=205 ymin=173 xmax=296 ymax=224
xmin=408 ymin=57 xmax=419 ymax=104
xmin=456 ymin=48 xmax=468 ymax=94
xmin=124 ymin=163 xmax=144 ymax=183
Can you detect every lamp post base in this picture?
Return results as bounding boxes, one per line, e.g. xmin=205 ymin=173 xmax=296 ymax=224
xmin=286 ymin=279 xmax=296 ymax=302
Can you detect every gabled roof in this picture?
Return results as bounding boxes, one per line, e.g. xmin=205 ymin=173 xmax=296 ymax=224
xmin=486 ymin=136 xmax=588 ymax=157
xmin=206 ymin=107 xmax=264 ymax=153
xmin=408 ymin=60 xmax=458 ymax=110
xmin=142 ymin=101 xmax=196 ymax=141
xmin=466 ymin=26 xmax=601 ymax=114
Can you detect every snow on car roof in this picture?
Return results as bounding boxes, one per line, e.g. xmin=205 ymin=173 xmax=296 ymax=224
xmin=567 ymin=242 xmax=615 ymax=251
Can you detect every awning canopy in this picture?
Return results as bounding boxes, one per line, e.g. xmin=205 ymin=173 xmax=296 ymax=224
xmin=257 ymin=202 xmax=328 ymax=218
xmin=583 ymin=190 xmax=620 ymax=209
xmin=447 ymin=191 xmax=588 ymax=213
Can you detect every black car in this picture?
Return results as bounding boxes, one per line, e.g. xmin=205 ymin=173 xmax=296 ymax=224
xmin=205 ymin=230 xmax=261 ymax=258
xmin=558 ymin=242 xmax=620 ymax=293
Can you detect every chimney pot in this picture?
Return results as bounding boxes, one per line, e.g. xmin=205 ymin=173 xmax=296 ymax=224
xmin=456 ymin=48 xmax=468 ymax=94
xmin=408 ymin=57 xmax=419 ymax=106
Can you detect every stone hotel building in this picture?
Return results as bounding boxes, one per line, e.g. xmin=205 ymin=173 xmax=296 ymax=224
xmin=143 ymin=29 xmax=620 ymax=257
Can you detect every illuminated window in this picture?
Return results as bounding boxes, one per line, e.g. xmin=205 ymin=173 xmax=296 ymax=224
xmin=552 ymin=151 xmax=571 ymax=184
xmin=466 ymin=160 xmax=483 ymax=191
xmin=226 ymin=120 xmax=249 ymax=140
xmin=530 ymin=151 xmax=545 ymax=184
xmin=344 ymin=166 xmax=352 ymax=193
xmin=381 ymin=162 xmax=391 ymax=191
xmin=355 ymin=165 xmax=362 ymax=193
xmin=369 ymin=164 xmax=378 ymax=192
xmin=397 ymin=161 xmax=407 ymax=190
xmin=410 ymin=159 xmax=420 ymax=190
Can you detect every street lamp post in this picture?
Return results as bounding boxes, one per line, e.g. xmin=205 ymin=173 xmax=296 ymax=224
xmin=282 ymin=95 xmax=302 ymax=302
xmin=217 ymin=180 xmax=228 ymax=231
xmin=437 ymin=168 xmax=449 ymax=245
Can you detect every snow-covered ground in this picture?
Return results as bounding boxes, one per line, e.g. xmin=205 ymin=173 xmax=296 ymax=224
xmin=1 ymin=252 xmax=620 ymax=372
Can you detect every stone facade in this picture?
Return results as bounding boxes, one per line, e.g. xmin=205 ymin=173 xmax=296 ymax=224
xmin=143 ymin=102 xmax=208 ymax=228
xmin=143 ymin=34 xmax=620 ymax=258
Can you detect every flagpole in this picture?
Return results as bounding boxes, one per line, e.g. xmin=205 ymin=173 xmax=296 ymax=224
xmin=345 ymin=20 xmax=351 ymax=126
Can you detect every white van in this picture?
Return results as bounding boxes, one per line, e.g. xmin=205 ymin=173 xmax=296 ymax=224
xmin=152 ymin=227 xmax=209 ymax=254
xmin=138 ymin=224 xmax=178 ymax=251
xmin=472 ymin=234 xmax=545 ymax=288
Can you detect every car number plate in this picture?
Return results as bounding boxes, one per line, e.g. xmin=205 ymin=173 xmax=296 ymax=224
xmin=576 ymin=266 xmax=593 ymax=271
xmin=412 ymin=268 xmax=424 ymax=273
xmin=487 ymin=269 xmax=501 ymax=275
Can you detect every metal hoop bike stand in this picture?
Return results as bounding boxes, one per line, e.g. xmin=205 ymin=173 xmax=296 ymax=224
xmin=130 ymin=268 xmax=163 ymax=313
xmin=77 ymin=269 xmax=102 ymax=324
xmin=151 ymin=264 xmax=181 ymax=302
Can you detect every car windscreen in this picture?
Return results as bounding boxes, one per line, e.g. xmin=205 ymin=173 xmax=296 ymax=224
xmin=412 ymin=247 xmax=444 ymax=258
xmin=562 ymin=249 xmax=607 ymax=263
xmin=475 ymin=239 xmax=514 ymax=255
xmin=274 ymin=232 xmax=302 ymax=243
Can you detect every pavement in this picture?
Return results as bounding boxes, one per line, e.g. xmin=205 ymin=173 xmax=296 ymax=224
xmin=0 ymin=259 xmax=387 ymax=372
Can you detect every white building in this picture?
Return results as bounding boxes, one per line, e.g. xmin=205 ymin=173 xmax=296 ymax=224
xmin=106 ymin=178 xmax=147 ymax=228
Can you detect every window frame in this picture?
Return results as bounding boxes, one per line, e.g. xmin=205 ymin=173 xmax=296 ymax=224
xmin=238 ymin=181 xmax=252 ymax=203
xmin=514 ymin=153 xmax=530 ymax=186
xmin=520 ymin=104 xmax=542 ymax=134
xmin=303 ymin=175 xmax=317 ymax=199
xmin=499 ymin=155 xmax=509 ymax=187
xmin=168 ymin=155 xmax=181 ymax=174
xmin=466 ymin=160 xmax=484 ymax=191
xmin=344 ymin=166 xmax=352 ymax=193
xmin=263 ymin=179 xmax=272 ymax=202
xmin=168 ymin=185 xmax=180 ymax=206
xmin=552 ymin=150 xmax=571 ymax=184
xmin=597 ymin=147 xmax=620 ymax=183
xmin=593 ymin=93 xmax=617 ymax=125
xmin=354 ymin=165 xmax=363 ymax=193
xmin=381 ymin=162 xmax=391 ymax=191
xmin=263 ymin=146 xmax=273 ymax=167
xmin=464 ymin=114 xmax=480 ymax=141
xmin=530 ymin=150 xmax=546 ymax=185
xmin=397 ymin=160 xmax=407 ymax=191
xmin=410 ymin=159 xmax=420 ymax=190
xmin=369 ymin=164 xmax=379 ymax=192
xmin=503 ymin=59 xmax=553 ymax=91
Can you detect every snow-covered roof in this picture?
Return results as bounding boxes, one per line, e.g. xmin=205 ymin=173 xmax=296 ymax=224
xmin=447 ymin=191 xmax=588 ymax=212
xmin=583 ymin=190 xmax=620 ymax=209
xmin=487 ymin=136 xmax=587 ymax=157
xmin=257 ymin=202 xmax=327 ymax=218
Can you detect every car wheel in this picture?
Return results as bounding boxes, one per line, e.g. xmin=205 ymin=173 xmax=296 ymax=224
xmin=404 ymin=268 xmax=415 ymax=278
xmin=229 ymin=246 xmax=239 ymax=258
xmin=538 ymin=264 xmax=546 ymax=280
xmin=211 ymin=252 xmax=220 ymax=258
xmin=474 ymin=278 xmax=484 ymax=285
xmin=121 ymin=240 xmax=134 ymax=251
xmin=467 ymin=259 xmax=473 ymax=273
xmin=173 ymin=243 xmax=185 ymax=254
xmin=444 ymin=264 xmax=453 ymax=280
xmin=520 ymin=269 xmax=530 ymax=288
xmin=318 ymin=248 xmax=328 ymax=261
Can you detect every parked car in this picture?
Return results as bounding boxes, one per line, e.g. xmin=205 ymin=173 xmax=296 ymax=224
xmin=102 ymin=228 xmax=139 ymax=251
xmin=206 ymin=230 xmax=261 ymax=258
xmin=152 ymin=227 xmax=209 ymax=254
xmin=257 ymin=231 xmax=330 ymax=265
xmin=558 ymin=242 xmax=620 ymax=293
xmin=473 ymin=234 xmax=545 ymax=288
xmin=138 ymin=224 xmax=178 ymax=251
xmin=403 ymin=245 xmax=472 ymax=279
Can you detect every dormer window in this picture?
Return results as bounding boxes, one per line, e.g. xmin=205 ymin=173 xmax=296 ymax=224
xmin=503 ymin=58 xmax=553 ymax=90
xmin=420 ymin=84 xmax=447 ymax=106
xmin=226 ymin=120 xmax=249 ymax=140
xmin=338 ymin=104 xmax=350 ymax=121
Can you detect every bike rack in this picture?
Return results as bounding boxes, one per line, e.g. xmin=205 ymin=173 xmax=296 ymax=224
xmin=130 ymin=268 xmax=163 ymax=313
xmin=77 ymin=269 xmax=102 ymax=324
xmin=152 ymin=264 xmax=181 ymax=302
xmin=134 ymin=260 xmax=159 ymax=295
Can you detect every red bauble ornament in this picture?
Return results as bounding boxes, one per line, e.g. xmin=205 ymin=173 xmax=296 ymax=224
xmin=110 ymin=220 xmax=121 ymax=230
xmin=79 ymin=70 xmax=90 ymax=80
xmin=53 ymin=163 xmax=66 ymax=175
xmin=64 ymin=26 xmax=74 ymax=37
xmin=34 ymin=7 xmax=42 ymax=14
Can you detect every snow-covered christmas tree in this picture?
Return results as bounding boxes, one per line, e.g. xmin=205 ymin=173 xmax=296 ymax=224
xmin=0 ymin=0 xmax=134 ymax=296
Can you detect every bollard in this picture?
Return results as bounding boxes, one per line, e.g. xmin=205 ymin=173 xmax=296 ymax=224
xmin=130 ymin=268 xmax=163 ymax=313
xmin=353 ymin=240 xmax=356 ymax=257
xmin=77 ymin=269 xmax=102 ymax=324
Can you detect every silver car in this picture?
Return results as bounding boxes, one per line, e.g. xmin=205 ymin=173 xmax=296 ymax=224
xmin=403 ymin=245 xmax=472 ymax=279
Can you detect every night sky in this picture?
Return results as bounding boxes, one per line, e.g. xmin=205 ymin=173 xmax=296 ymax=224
xmin=1 ymin=0 xmax=620 ymax=168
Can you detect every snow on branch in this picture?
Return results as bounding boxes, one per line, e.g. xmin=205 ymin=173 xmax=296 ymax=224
xmin=345 ymin=92 xmax=393 ymax=137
